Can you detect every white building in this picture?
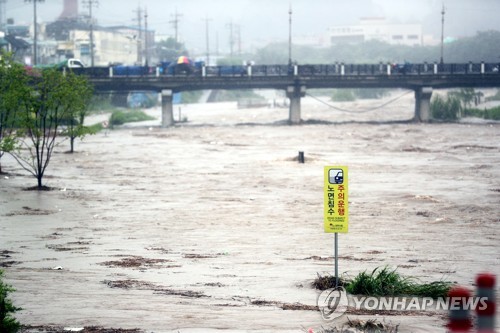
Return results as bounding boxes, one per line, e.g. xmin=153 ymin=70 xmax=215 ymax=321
xmin=327 ymin=17 xmax=423 ymax=46
xmin=62 ymin=26 xmax=155 ymax=66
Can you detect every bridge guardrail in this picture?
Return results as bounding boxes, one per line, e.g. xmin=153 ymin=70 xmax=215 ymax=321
xmin=72 ymin=62 xmax=500 ymax=79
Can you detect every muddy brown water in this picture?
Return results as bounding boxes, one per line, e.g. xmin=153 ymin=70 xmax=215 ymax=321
xmin=1 ymin=94 xmax=499 ymax=332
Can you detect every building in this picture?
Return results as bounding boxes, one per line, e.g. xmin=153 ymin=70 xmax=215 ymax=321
xmin=66 ymin=28 xmax=140 ymax=66
xmin=6 ymin=0 xmax=156 ymax=67
xmin=327 ymin=17 xmax=423 ymax=46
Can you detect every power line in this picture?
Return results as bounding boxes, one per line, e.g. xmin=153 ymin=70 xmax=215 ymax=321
xmin=306 ymin=90 xmax=413 ymax=113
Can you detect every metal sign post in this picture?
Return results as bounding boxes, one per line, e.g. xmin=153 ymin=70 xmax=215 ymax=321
xmin=335 ymin=232 xmax=339 ymax=287
xmin=324 ymin=166 xmax=349 ymax=286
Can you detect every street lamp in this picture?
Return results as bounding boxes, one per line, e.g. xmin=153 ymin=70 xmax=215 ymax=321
xmin=25 ymin=0 xmax=44 ymax=66
xmin=288 ymin=4 xmax=292 ymax=65
xmin=440 ymin=4 xmax=445 ymax=65
xmin=203 ymin=15 xmax=212 ymax=65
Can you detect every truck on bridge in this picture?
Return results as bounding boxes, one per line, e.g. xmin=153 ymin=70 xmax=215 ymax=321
xmin=34 ymin=58 xmax=86 ymax=70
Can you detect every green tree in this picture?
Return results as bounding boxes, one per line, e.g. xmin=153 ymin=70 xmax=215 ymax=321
xmin=0 ymin=52 xmax=31 ymax=174
xmin=59 ymin=76 xmax=94 ymax=153
xmin=156 ymin=37 xmax=187 ymax=62
xmin=0 ymin=270 xmax=21 ymax=333
xmin=10 ymin=68 xmax=93 ymax=189
xmin=448 ymin=88 xmax=485 ymax=118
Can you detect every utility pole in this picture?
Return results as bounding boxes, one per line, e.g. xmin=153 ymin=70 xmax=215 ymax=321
xmin=170 ymin=9 xmax=183 ymax=44
xmin=134 ymin=6 xmax=143 ymax=65
xmin=0 ymin=0 xmax=7 ymax=32
xmin=440 ymin=3 xmax=445 ymax=65
xmin=288 ymin=3 xmax=292 ymax=65
xmin=215 ymin=31 xmax=219 ymax=57
xmin=202 ymin=15 xmax=212 ymax=65
xmin=144 ymin=7 xmax=149 ymax=66
xmin=83 ymin=0 xmax=98 ymax=67
xmin=236 ymin=24 xmax=242 ymax=56
xmin=226 ymin=20 xmax=234 ymax=58
xmin=25 ymin=0 xmax=44 ymax=66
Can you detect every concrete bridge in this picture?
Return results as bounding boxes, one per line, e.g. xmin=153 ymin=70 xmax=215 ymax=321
xmin=74 ymin=62 xmax=500 ymax=126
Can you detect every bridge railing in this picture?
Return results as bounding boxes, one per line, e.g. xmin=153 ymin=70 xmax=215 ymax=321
xmin=204 ymin=65 xmax=247 ymax=77
xmin=250 ymin=65 xmax=290 ymax=76
xmin=73 ymin=62 xmax=500 ymax=78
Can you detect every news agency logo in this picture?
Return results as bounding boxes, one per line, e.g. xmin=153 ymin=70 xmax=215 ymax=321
xmin=317 ymin=287 xmax=348 ymax=321
xmin=317 ymin=287 xmax=490 ymax=322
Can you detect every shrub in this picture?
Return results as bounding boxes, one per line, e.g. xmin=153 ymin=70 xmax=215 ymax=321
xmin=464 ymin=106 xmax=500 ymax=120
xmin=0 ymin=270 xmax=21 ymax=333
xmin=87 ymin=122 xmax=105 ymax=133
xmin=109 ymin=110 xmax=155 ymax=127
xmin=485 ymin=106 xmax=500 ymax=120
xmin=431 ymin=95 xmax=461 ymax=121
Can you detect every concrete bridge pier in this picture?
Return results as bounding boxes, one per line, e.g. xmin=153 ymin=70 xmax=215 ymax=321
xmin=414 ymin=87 xmax=433 ymax=122
xmin=286 ymin=85 xmax=306 ymax=124
xmin=161 ymin=89 xmax=174 ymax=127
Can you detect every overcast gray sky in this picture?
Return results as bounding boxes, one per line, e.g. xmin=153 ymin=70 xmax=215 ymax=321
xmin=7 ymin=0 xmax=500 ymax=52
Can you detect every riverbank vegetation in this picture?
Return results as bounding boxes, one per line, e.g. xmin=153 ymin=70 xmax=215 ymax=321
xmin=0 ymin=270 xmax=21 ymax=333
xmin=314 ymin=266 xmax=452 ymax=299
xmin=431 ymin=88 xmax=500 ymax=121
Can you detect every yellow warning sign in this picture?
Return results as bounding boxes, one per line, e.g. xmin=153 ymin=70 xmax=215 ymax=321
xmin=324 ymin=166 xmax=349 ymax=233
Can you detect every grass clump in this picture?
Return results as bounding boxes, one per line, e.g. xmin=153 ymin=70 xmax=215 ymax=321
xmin=347 ymin=267 xmax=452 ymax=298
xmin=464 ymin=106 xmax=500 ymax=120
xmin=314 ymin=266 xmax=452 ymax=299
xmin=312 ymin=273 xmax=348 ymax=290
xmin=0 ymin=270 xmax=21 ymax=333
xmin=109 ymin=109 xmax=155 ymax=127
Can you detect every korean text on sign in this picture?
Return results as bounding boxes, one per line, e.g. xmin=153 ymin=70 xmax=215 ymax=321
xmin=323 ymin=166 xmax=349 ymax=233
